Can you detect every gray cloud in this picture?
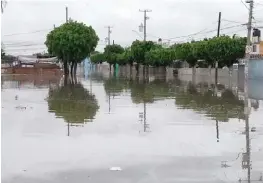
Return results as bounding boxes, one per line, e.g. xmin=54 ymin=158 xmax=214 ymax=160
xmin=1 ymin=0 xmax=263 ymax=55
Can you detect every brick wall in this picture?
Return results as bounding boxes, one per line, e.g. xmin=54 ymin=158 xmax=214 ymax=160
xmin=1 ymin=67 xmax=62 ymax=76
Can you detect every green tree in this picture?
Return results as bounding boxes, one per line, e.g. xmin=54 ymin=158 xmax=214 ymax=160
xmin=206 ymin=36 xmax=245 ymax=68
xmin=90 ymin=53 xmax=105 ymax=64
xmin=1 ymin=54 xmax=16 ymax=66
xmin=104 ymin=44 xmax=124 ymax=70
xmin=116 ymin=53 xmax=127 ymax=66
xmin=192 ymin=40 xmax=212 ymax=67
xmin=175 ymin=43 xmax=197 ymax=67
xmin=48 ymin=83 xmax=99 ymax=123
xmin=123 ymin=48 xmax=134 ymax=66
xmin=131 ymin=40 xmax=159 ymax=71
xmin=145 ymin=48 xmax=175 ymax=67
xmin=91 ymin=50 xmax=100 ymax=55
xmin=45 ymin=20 xmax=99 ymax=76
xmin=223 ymin=36 xmax=246 ymax=67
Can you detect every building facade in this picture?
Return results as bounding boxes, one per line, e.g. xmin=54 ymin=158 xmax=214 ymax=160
xmin=248 ymin=28 xmax=263 ymax=79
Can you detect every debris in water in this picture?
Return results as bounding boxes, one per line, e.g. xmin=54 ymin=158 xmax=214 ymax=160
xmin=110 ymin=167 xmax=122 ymax=171
xmin=251 ymin=127 xmax=256 ymax=132
xmin=15 ymin=106 xmax=26 ymax=110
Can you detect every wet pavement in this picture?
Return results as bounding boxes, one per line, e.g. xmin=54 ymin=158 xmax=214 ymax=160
xmin=1 ymin=70 xmax=263 ymax=183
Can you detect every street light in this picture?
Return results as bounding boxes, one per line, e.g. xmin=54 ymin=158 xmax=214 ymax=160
xmin=139 ymin=23 xmax=144 ymax=32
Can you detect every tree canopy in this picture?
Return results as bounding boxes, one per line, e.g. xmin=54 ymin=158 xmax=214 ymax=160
xmin=205 ymin=36 xmax=246 ymax=67
xmin=131 ymin=40 xmax=160 ymax=65
xmin=145 ymin=48 xmax=176 ymax=67
xmin=103 ymin=44 xmax=124 ymax=67
xmin=90 ymin=52 xmax=105 ymax=64
xmin=45 ymin=20 xmax=99 ymax=74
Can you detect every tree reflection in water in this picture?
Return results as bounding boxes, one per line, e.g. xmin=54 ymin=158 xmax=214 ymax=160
xmin=103 ymin=74 xmax=247 ymax=122
xmin=48 ymin=77 xmax=99 ymax=124
xmin=175 ymin=82 xmax=245 ymax=122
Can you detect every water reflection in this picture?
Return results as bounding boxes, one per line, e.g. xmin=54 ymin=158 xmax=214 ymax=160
xmin=1 ymin=74 xmax=61 ymax=89
xmin=2 ymin=69 xmax=263 ymax=182
xmin=101 ymin=74 xmax=248 ymax=122
xmin=47 ymin=77 xmax=99 ymax=127
xmin=99 ymin=72 xmax=263 ymax=181
xmin=175 ymin=82 xmax=245 ymax=122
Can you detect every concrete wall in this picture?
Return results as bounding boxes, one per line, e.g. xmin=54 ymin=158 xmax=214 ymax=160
xmin=177 ymin=68 xmax=237 ymax=78
xmin=248 ymin=59 xmax=263 ymax=79
xmin=176 ymin=68 xmax=239 ymax=88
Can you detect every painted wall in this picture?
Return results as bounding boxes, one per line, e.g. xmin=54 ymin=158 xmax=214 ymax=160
xmin=248 ymin=59 xmax=263 ymax=79
xmin=83 ymin=57 xmax=96 ymax=79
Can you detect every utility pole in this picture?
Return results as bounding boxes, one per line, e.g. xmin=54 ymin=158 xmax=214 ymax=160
xmin=217 ymin=12 xmax=221 ymax=37
xmin=65 ymin=6 xmax=69 ymax=137
xmin=139 ymin=9 xmax=152 ymax=41
xmin=105 ymin=26 xmax=113 ymax=45
xmin=66 ymin=6 xmax=68 ymax=23
xmin=139 ymin=9 xmax=152 ymax=77
xmin=215 ymin=12 xmax=221 ymax=85
xmin=53 ymin=24 xmax=56 ymax=29
xmin=241 ymin=1 xmax=254 ymax=183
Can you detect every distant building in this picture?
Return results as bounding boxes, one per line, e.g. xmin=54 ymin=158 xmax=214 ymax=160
xmin=248 ymin=28 xmax=263 ymax=79
xmin=239 ymin=28 xmax=263 ymax=80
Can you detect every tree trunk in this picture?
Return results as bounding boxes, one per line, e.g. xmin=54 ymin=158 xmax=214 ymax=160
xmin=64 ymin=74 xmax=69 ymax=85
xmin=64 ymin=61 xmax=69 ymax=76
xmin=163 ymin=66 xmax=166 ymax=75
xmin=135 ymin=64 xmax=139 ymax=72
xmin=73 ymin=73 xmax=77 ymax=84
xmin=143 ymin=65 xmax=145 ymax=79
xmin=136 ymin=64 xmax=139 ymax=78
xmin=73 ymin=62 xmax=77 ymax=75
xmin=129 ymin=64 xmax=133 ymax=78
xmin=208 ymin=65 xmax=212 ymax=76
xmin=70 ymin=62 xmax=74 ymax=77
xmin=109 ymin=64 xmax=112 ymax=73
xmin=215 ymin=61 xmax=218 ymax=86
xmin=192 ymin=65 xmax=196 ymax=85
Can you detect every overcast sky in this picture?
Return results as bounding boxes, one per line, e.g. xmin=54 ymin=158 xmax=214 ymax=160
xmin=1 ymin=0 xmax=263 ymax=55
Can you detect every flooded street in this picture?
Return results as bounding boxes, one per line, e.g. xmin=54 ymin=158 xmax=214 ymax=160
xmin=1 ymin=70 xmax=263 ymax=183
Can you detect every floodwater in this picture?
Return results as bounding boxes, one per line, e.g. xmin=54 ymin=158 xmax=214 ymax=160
xmin=1 ymin=69 xmax=263 ymax=183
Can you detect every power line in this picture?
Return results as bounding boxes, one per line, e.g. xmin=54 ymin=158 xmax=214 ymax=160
xmin=221 ymin=27 xmax=247 ymax=36
xmin=168 ymin=27 xmax=247 ymax=45
xmin=241 ymin=0 xmax=250 ymax=10
xmin=166 ymin=24 xmax=246 ymax=40
xmin=5 ymin=43 xmax=46 ymax=47
xmin=5 ymin=47 xmax=47 ymax=51
xmin=222 ymin=19 xmax=245 ymax=24
xmin=3 ymin=29 xmax=52 ymax=37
